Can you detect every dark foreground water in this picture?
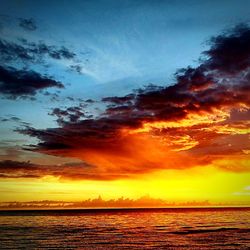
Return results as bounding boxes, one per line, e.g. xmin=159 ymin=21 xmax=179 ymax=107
xmin=0 ymin=207 xmax=249 ymax=249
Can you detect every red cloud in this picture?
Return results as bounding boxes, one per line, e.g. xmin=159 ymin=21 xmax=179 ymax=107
xmin=15 ymin=25 xmax=250 ymax=180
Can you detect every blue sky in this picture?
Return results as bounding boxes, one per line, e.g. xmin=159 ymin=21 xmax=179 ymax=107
xmin=1 ymin=0 xmax=250 ymax=150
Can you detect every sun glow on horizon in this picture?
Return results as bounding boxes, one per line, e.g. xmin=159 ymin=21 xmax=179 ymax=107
xmin=0 ymin=164 xmax=249 ymax=206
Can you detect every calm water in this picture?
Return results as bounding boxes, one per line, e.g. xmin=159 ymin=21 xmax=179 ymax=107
xmin=0 ymin=208 xmax=249 ymax=249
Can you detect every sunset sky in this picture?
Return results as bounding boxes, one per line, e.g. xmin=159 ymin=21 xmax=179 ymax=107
xmin=0 ymin=0 xmax=249 ymax=205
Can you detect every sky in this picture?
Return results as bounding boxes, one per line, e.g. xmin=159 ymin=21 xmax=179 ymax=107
xmin=0 ymin=0 xmax=250 ymax=205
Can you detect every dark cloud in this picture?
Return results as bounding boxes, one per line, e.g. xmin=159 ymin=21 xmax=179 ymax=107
xmin=0 ymin=39 xmax=33 ymax=63
xmin=0 ymin=160 xmax=37 ymax=171
xmin=204 ymin=24 xmax=250 ymax=74
xmin=102 ymin=94 xmax=135 ymax=105
xmin=1 ymin=116 xmax=21 ymax=122
xmin=85 ymin=99 xmax=95 ymax=103
xmin=18 ymin=18 xmax=37 ymax=31
xmin=70 ymin=64 xmax=83 ymax=74
xmin=0 ymin=38 xmax=76 ymax=65
xmin=0 ymin=116 xmax=31 ymax=126
xmin=16 ymin=24 xmax=250 ymax=179
xmin=64 ymin=97 xmax=94 ymax=103
xmin=49 ymin=106 xmax=86 ymax=124
xmin=0 ymin=160 xmax=121 ymax=180
xmin=0 ymin=65 xmax=64 ymax=99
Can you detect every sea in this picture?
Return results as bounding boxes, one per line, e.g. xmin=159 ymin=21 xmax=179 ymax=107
xmin=0 ymin=207 xmax=249 ymax=249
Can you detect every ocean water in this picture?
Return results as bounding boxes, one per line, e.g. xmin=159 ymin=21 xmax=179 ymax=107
xmin=0 ymin=207 xmax=249 ymax=249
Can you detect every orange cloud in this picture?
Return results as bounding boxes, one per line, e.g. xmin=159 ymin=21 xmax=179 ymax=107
xmin=13 ymin=25 xmax=250 ymax=180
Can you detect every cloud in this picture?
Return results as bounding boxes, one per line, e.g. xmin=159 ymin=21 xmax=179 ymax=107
xmin=0 ymin=160 xmax=125 ymax=180
xmin=69 ymin=64 xmax=83 ymax=74
xmin=204 ymin=24 xmax=250 ymax=74
xmin=18 ymin=18 xmax=37 ymax=31
xmin=49 ymin=106 xmax=86 ymax=124
xmin=1 ymin=116 xmax=21 ymax=122
xmin=0 ymin=115 xmax=31 ymax=126
xmin=16 ymin=25 xmax=250 ymax=179
xmin=0 ymin=195 xmax=213 ymax=208
xmin=0 ymin=38 xmax=76 ymax=64
xmin=0 ymin=65 xmax=64 ymax=99
xmin=0 ymin=36 xmax=78 ymax=99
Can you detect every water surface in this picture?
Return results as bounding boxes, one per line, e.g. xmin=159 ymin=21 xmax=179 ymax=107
xmin=0 ymin=207 xmax=249 ymax=249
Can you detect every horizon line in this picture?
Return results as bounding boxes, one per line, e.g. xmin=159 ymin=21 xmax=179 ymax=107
xmin=0 ymin=206 xmax=250 ymax=213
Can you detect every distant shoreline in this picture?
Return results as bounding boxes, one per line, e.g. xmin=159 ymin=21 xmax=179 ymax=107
xmin=0 ymin=206 xmax=249 ymax=216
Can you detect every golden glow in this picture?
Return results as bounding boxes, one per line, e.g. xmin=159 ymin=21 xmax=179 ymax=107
xmin=162 ymin=135 xmax=199 ymax=152
xmin=0 ymin=165 xmax=249 ymax=204
xmin=129 ymin=110 xmax=229 ymax=134
xmin=206 ymin=122 xmax=250 ymax=135
xmin=1 ymin=106 xmax=249 ymax=206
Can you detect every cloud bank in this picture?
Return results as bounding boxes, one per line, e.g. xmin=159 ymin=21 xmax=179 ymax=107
xmin=9 ymin=24 xmax=250 ymax=179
